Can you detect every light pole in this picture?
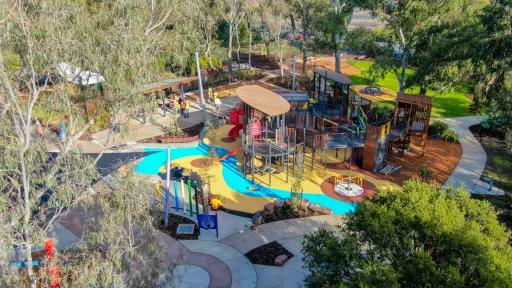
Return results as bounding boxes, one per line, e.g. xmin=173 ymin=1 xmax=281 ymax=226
xmin=195 ymin=51 xmax=208 ymax=123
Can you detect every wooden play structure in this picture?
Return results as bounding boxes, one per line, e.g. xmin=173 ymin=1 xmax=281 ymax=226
xmin=392 ymin=93 xmax=433 ymax=156
xmin=224 ymin=68 xmax=433 ymax=187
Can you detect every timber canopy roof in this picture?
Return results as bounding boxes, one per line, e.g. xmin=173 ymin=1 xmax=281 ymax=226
xmin=313 ymin=67 xmax=352 ymax=85
xmin=236 ymin=85 xmax=291 ymax=116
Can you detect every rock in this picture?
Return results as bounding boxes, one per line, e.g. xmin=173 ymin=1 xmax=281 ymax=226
xmin=275 ymin=201 xmax=284 ymax=208
xmin=250 ymin=224 xmax=257 ymax=230
xmin=252 ymin=210 xmax=264 ymax=225
xmin=264 ymin=202 xmax=275 ymax=214
xmin=274 ymin=254 xmax=289 ymax=266
xmin=308 ymin=203 xmax=332 ymax=215
xmin=253 ymin=215 xmax=263 ymax=225
xmin=300 ymin=200 xmax=310 ymax=207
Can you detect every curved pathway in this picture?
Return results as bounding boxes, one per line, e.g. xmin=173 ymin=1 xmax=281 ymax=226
xmin=437 ymin=116 xmax=504 ymax=195
xmin=181 ymin=240 xmax=257 ymax=288
xmin=221 ymin=215 xmax=344 ymax=288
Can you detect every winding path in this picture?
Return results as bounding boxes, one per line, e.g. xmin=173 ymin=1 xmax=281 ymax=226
xmin=437 ymin=116 xmax=504 ymax=195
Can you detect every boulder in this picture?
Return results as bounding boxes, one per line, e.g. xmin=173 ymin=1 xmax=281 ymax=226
xmin=275 ymin=201 xmax=284 ymax=208
xmin=264 ymin=202 xmax=275 ymax=214
xmin=253 ymin=215 xmax=263 ymax=225
xmin=300 ymin=200 xmax=310 ymax=207
xmin=252 ymin=210 xmax=264 ymax=225
xmin=308 ymin=203 xmax=332 ymax=215
xmin=274 ymin=254 xmax=289 ymax=266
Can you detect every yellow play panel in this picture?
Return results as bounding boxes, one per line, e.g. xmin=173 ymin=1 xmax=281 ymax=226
xmin=190 ymin=125 xmax=398 ymax=214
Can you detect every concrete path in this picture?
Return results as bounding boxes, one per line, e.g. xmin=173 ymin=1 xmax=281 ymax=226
xmin=437 ymin=116 xmax=504 ymax=195
xmin=220 ymin=215 xmax=344 ymax=288
xmin=181 ymin=240 xmax=257 ymax=288
xmin=221 ymin=215 xmax=344 ymax=254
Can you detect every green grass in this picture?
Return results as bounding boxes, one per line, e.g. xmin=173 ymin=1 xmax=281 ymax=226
xmin=348 ymin=60 xmax=474 ymax=118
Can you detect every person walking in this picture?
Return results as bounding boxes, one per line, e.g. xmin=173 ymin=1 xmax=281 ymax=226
xmin=183 ymin=99 xmax=190 ymax=118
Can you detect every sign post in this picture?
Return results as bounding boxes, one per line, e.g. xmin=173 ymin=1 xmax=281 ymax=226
xmin=197 ymin=213 xmax=219 ymax=238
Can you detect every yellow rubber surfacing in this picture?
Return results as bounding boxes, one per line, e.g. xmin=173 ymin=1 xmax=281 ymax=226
xmin=165 ymin=125 xmax=397 ymax=214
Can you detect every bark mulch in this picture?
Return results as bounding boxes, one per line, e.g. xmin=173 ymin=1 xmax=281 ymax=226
xmin=244 ymin=241 xmax=294 ymax=266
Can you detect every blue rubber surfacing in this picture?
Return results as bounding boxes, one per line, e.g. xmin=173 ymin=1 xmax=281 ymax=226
xmin=135 ymin=144 xmax=356 ymax=215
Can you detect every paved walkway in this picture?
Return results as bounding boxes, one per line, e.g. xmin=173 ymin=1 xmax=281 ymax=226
xmin=181 ymin=240 xmax=257 ymax=288
xmin=437 ymin=116 xmax=504 ymax=195
xmin=221 ymin=215 xmax=344 ymax=288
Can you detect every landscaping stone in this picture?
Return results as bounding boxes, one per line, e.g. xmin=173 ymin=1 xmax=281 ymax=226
xmin=308 ymin=204 xmax=332 ymax=215
xmin=274 ymin=254 xmax=289 ymax=266
xmin=253 ymin=211 xmax=264 ymax=225
xmin=264 ymin=202 xmax=275 ymax=215
xmin=275 ymin=201 xmax=284 ymax=208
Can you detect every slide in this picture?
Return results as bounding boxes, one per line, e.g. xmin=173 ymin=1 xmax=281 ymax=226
xmin=217 ymin=146 xmax=242 ymax=161
xmin=228 ymin=107 xmax=244 ymax=138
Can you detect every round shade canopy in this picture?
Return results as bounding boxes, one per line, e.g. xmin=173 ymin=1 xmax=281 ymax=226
xmin=236 ymin=85 xmax=291 ymax=116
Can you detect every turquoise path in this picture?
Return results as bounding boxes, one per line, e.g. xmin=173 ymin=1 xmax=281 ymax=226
xmin=136 ymin=145 xmax=356 ymax=215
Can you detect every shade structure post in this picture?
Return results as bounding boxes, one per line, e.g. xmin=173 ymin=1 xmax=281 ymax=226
xmin=242 ymin=130 xmax=246 ymax=177
xmin=195 ymin=51 xmax=208 ymax=122
xmin=164 ymin=148 xmax=171 ymax=227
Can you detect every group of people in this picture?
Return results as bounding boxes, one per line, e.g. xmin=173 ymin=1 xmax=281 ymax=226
xmin=172 ymin=94 xmax=191 ymax=118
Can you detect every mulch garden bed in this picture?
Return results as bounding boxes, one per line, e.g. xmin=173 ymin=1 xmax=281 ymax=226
xmin=244 ymin=241 xmax=294 ymax=266
xmin=469 ymin=124 xmax=512 ymax=229
xmin=155 ymin=212 xmax=199 ymax=240
xmin=262 ymin=200 xmax=325 ymax=224
xmin=379 ymin=138 xmax=462 ymax=185
xmin=141 ymin=122 xmax=204 ymax=144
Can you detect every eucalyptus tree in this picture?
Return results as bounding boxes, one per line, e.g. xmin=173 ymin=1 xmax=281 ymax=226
xmin=264 ymin=0 xmax=291 ymax=78
xmin=290 ymin=0 xmax=331 ymax=73
xmin=218 ymin=0 xmax=246 ymax=60
xmin=361 ymin=0 xmax=485 ymax=93
xmin=0 ymin=0 xmax=179 ymax=286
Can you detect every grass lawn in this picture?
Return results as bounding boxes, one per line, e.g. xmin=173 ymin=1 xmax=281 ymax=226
xmin=348 ymin=60 xmax=474 ymax=118
xmin=469 ymin=126 xmax=512 ymax=228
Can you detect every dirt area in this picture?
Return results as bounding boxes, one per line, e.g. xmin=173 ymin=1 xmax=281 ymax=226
xmin=469 ymin=125 xmax=512 ymax=229
xmin=321 ymin=177 xmax=376 ymax=202
xmin=245 ymin=241 xmax=294 ymax=266
xmin=379 ymin=138 xmax=463 ymax=185
xmin=291 ymin=55 xmax=361 ymax=77
xmin=140 ymin=122 xmax=203 ymax=143
xmin=156 ymin=212 xmax=199 ymax=240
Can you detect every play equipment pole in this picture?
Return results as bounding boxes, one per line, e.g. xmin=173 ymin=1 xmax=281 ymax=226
xmin=195 ymin=51 xmax=208 ymax=123
xmin=292 ymin=55 xmax=296 ymax=91
xmin=187 ymin=179 xmax=193 ymax=216
xmin=173 ymin=180 xmax=180 ymax=212
xmin=164 ymin=148 xmax=171 ymax=227
xmin=180 ymin=179 xmax=187 ymax=214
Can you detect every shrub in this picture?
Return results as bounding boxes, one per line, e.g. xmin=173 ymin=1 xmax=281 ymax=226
xmin=302 ymin=180 xmax=512 ymax=288
xmin=239 ymin=69 xmax=264 ymax=81
xmin=442 ymin=128 xmax=459 ymax=143
xmin=428 ymin=121 xmax=449 ymax=138
xmin=370 ymin=102 xmax=394 ymax=123
xmin=505 ymin=129 xmax=512 ymax=152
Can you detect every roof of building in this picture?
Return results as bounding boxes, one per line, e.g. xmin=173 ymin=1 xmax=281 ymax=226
xmin=396 ymin=92 xmax=433 ymax=107
xmin=313 ymin=67 xmax=352 ymax=85
xmin=236 ymin=85 xmax=291 ymax=116
xmin=142 ymin=77 xmax=197 ymax=94
xmin=347 ymin=8 xmax=385 ymax=31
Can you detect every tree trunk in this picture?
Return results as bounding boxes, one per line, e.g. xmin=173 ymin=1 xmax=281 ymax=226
xmin=248 ymin=21 xmax=252 ymax=69
xmin=399 ymin=51 xmax=408 ymax=92
xmin=302 ymin=50 xmax=307 ymax=74
xmin=235 ymin=29 xmax=241 ymax=62
xmin=290 ymin=14 xmax=297 ymax=37
xmin=228 ymin=23 xmax=233 ymax=60
xmin=264 ymin=40 xmax=270 ymax=57
xmin=335 ymin=49 xmax=341 ymax=73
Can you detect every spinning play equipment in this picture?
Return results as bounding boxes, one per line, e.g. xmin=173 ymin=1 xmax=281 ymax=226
xmin=228 ymin=106 xmax=244 ymax=138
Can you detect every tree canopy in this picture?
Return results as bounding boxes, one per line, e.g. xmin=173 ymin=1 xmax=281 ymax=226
xmin=302 ymin=180 xmax=512 ymax=288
